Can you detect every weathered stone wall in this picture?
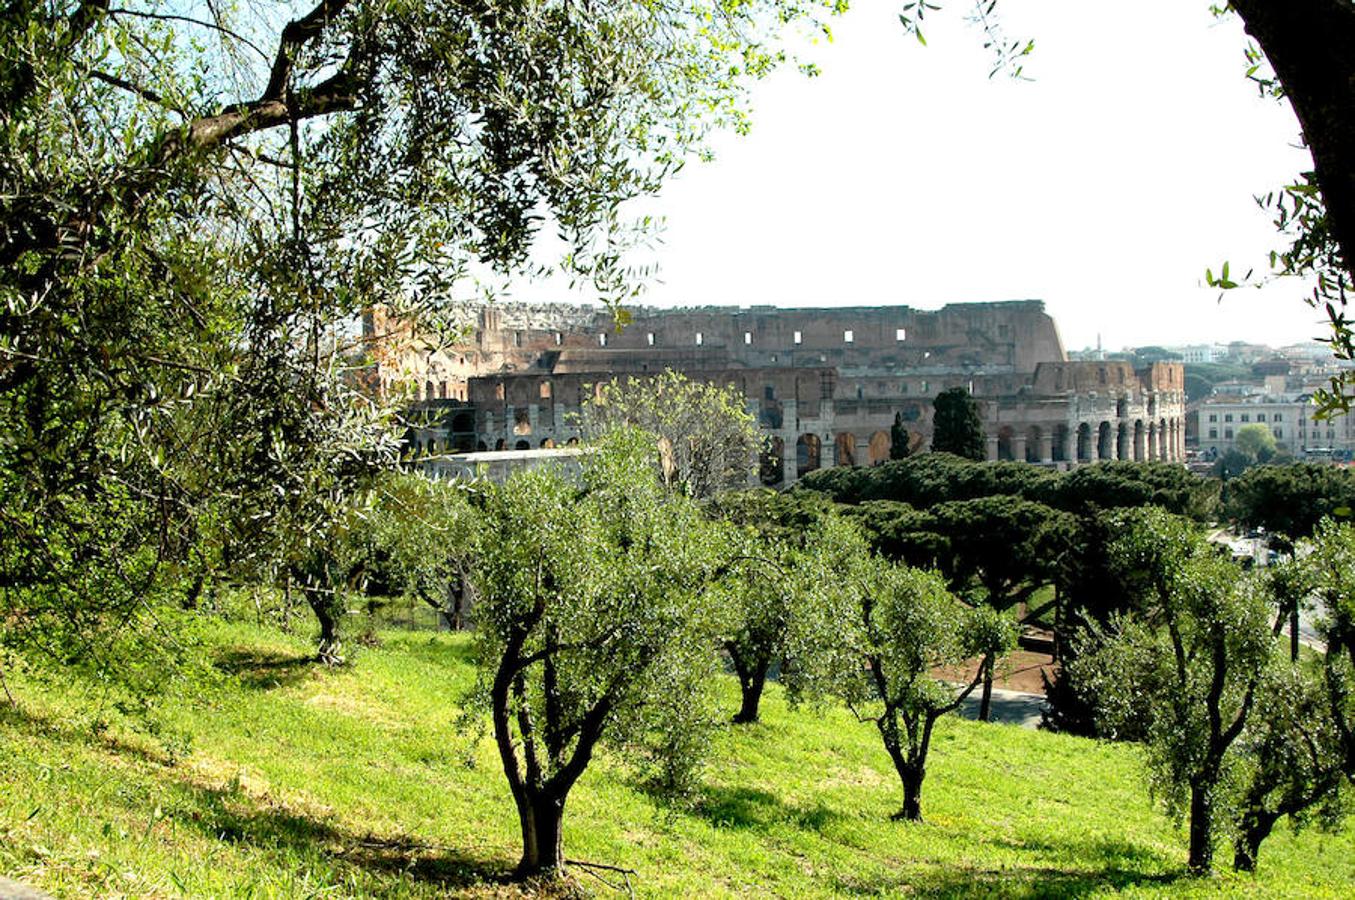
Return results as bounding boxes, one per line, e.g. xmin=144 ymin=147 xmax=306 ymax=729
xmin=376 ymin=300 xmax=1185 ymax=482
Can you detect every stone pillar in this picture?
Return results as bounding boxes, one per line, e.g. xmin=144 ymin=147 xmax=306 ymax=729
xmin=1013 ymin=434 xmax=1028 ymax=463
xmin=986 ymin=436 xmax=1000 ymax=462
xmin=1148 ymin=424 xmax=1158 ymax=461
xmin=1040 ymin=432 xmax=1053 ymax=464
xmin=782 ymin=400 xmax=799 ymax=485
xmin=554 ymin=402 xmax=568 ymax=442
xmin=1093 ymin=428 xmax=1105 ymax=462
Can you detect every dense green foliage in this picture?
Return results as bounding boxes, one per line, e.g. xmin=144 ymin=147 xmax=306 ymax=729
xmin=581 ymin=370 xmax=762 ymax=499
xmin=703 ymin=489 xmax=862 ymax=724
xmin=929 ymin=388 xmax=986 ymax=460
xmin=0 ymin=0 xmax=838 ymax=699
xmin=797 ymin=454 xmax=1216 ymax=521
xmin=1225 ymin=463 xmax=1355 ymax=551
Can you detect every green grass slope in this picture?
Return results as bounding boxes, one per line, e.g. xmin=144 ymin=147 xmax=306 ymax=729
xmin=2 ymin=623 xmax=1353 ymax=898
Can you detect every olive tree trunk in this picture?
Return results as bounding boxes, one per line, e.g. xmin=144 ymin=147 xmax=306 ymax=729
xmin=1187 ymin=779 xmax=1216 ymax=875
xmin=729 ymin=650 xmax=770 ymax=724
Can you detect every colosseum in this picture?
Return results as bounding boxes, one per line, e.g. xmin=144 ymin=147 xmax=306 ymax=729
xmin=367 ymin=300 xmax=1186 ymax=486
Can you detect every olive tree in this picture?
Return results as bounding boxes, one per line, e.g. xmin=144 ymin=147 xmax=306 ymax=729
xmin=706 ymin=489 xmax=866 ymax=724
xmin=469 ymin=431 xmax=731 ymax=876
xmin=794 ymin=556 xmax=1015 ymax=821
xmin=1072 ymin=509 xmax=1276 ymax=875
xmin=581 ymin=370 xmax=762 ymax=499
xmin=1223 ymin=519 xmax=1355 ymax=870
xmin=369 ymin=471 xmax=482 ymax=629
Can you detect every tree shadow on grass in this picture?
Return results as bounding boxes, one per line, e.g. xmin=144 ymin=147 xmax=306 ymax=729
xmin=380 ymin=631 xmax=479 ymax=669
xmin=173 ymin=778 xmax=517 ymax=891
xmin=690 ymin=783 xmax=845 ymax=834
xmin=213 ymin=646 xmax=317 ymax=690
xmin=0 ymin=701 xmax=173 ymax=767
xmin=833 ymin=837 xmax=1184 ymax=898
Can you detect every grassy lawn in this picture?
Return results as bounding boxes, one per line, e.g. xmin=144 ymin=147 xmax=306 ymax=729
xmin=2 ymin=621 xmax=1353 ymax=898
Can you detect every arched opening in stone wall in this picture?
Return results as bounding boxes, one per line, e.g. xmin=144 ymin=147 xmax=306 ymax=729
xmin=476 ymin=441 xmax=488 ymax=451
xmin=997 ymin=426 xmax=1015 ymax=461
xmin=761 ymin=436 xmax=785 ymax=486
xmin=1160 ymin=417 xmax=1169 ymax=460
xmin=513 ymin=409 xmax=531 ymax=435
xmin=797 ymin=434 xmax=821 ymax=477
xmin=835 ymin=432 xmax=857 ymax=467
xmin=515 ymin=439 xmax=530 ymax=450
xmin=1118 ymin=422 xmax=1131 ymax=460
xmin=1077 ymin=423 xmax=1092 ymax=462
xmin=452 ymin=432 xmax=475 ymax=452
xmin=451 ymin=411 xmax=474 ymax=433
xmin=1097 ymin=421 xmax=1113 ymax=460
xmin=1026 ymin=425 xmax=1043 ymax=462
xmin=495 ymin=438 xmax=506 ymax=451
xmin=540 ymin=438 xmax=555 ymax=448
xmin=868 ymin=430 xmax=891 ymax=466
xmin=566 ymin=436 xmax=579 ymax=446
xmin=1053 ymin=424 xmax=1070 ymax=462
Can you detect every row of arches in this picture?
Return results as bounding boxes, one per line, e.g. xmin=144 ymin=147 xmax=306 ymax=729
xmin=993 ymin=418 xmax=1185 ymax=463
xmin=409 ymin=435 xmax=580 ymax=456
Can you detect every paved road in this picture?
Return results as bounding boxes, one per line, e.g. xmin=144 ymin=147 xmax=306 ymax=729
xmin=956 ymin=687 xmax=1047 ymax=730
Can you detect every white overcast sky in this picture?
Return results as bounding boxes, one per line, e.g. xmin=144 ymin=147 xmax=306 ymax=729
xmin=510 ymin=1 xmax=1324 ymax=353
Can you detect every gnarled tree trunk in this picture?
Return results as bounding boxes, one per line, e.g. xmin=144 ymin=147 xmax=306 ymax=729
xmin=515 ymin=789 xmax=566 ymax=876
xmin=1232 ymin=1 xmax=1355 ymax=282
xmin=1187 ymin=779 xmax=1216 ymax=875
xmin=304 ymin=586 xmax=343 ymax=666
xmin=1233 ymin=807 xmax=1280 ymax=873
xmin=729 ymin=649 xmax=770 ymax=724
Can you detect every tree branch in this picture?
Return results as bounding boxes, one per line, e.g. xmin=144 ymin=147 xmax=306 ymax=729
xmin=263 ymin=0 xmax=350 ymax=102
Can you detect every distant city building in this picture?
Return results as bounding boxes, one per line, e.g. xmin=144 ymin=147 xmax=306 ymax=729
xmin=1168 ymin=344 xmax=1227 ymax=364
xmin=368 ymin=300 xmax=1188 ymax=484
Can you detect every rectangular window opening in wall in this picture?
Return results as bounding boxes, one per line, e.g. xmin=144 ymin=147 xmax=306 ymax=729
xmin=1208 ymin=413 xmax=1217 ymax=422
xmin=793 ymin=330 xmax=802 ymax=345
xmin=1274 ymin=427 xmax=1283 ymax=438
xmin=744 ymin=331 xmax=752 ymax=345
xmin=646 ymin=332 xmax=655 ymax=346
xmin=554 ymin=332 xmax=562 ymax=346
xmin=1225 ymin=428 xmax=1234 ymax=439
xmin=598 ymin=332 xmax=607 ymax=347
xmin=514 ymin=331 xmax=523 ymax=347
xmin=695 ymin=332 xmax=703 ymax=346
xmin=1209 ymin=429 xmax=1218 ymax=439
xmin=1257 ymin=413 xmax=1266 ymax=422
xmin=540 ymin=382 xmax=552 ymax=400
xmin=896 ymin=328 xmax=906 ymax=341
xmin=844 ymin=329 xmax=854 ymax=343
